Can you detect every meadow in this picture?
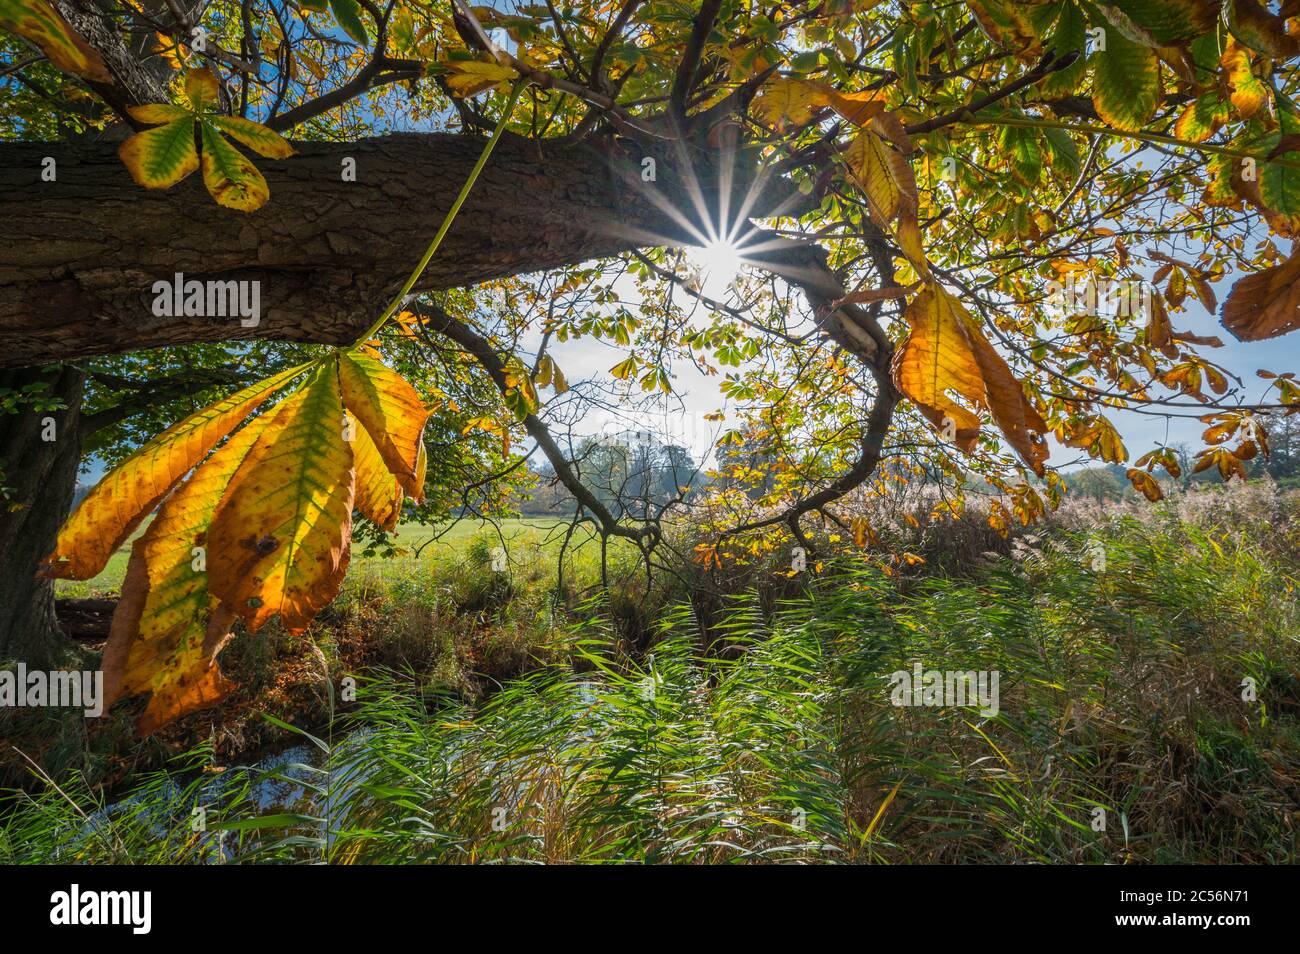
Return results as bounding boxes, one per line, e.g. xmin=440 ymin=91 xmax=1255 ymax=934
xmin=5 ymin=481 xmax=1298 ymax=864
xmin=53 ymin=515 xmax=608 ymax=599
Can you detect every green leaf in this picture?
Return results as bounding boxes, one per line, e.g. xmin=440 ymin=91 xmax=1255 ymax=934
xmin=1095 ymin=1 xmax=1222 ymax=47
xmin=200 ymin=121 xmax=270 ymax=211
xmin=1042 ymin=126 xmax=1081 ymax=180
xmin=1259 ymin=133 xmax=1300 ymax=216
xmin=1090 ymin=22 xmax=1160 ymax=132
xmin=328 ymin=0 xmax=368 ymax=45
xmin=1174 ymin=91 xmax=1229 ymax=142
xmin=1037 ymin=1 xmax=1086 ymax=98
xmin=1001 ymin=124 xmax=1042 ymax=184
xmin=118 ymin=116 xmax=200 ymax=189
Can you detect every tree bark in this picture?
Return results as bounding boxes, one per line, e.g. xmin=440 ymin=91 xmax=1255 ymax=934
xmin=0 ymin=131 xmax=792 ymax=367
xmin=0 ymin=365 xmax=84 ymax=665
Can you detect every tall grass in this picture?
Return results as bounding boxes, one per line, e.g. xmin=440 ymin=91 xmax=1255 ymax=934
xmin=5 ymin=497 xmax=1297 ymax=864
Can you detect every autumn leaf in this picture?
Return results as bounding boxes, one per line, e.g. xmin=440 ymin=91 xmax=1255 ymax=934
xmin=1126 ymin=467 xmax=1163 ymax=502
xmin=1221 ymin=40 xmax=1267 ymax=119
xmin=1221 ymin=249 xmax=1300 ymax=341
xmin=610 ymin=356 xmax=639 ymax=380
xmin=1174 ymin=92 xmax=1230 ymax=142
xmin=751 ymin=76 xmax=830 ymax=129
xmin=843 ymin=126 xmax=917 ymax=227
xmin=828 ymin=89 xmax=885 ymax=126
xmin=1058 ymin=414 xmax=1128 ymax=464
xmin=338 ymin=350 xmax=431 ymax=499
xmin=184 ymin=66 xmax=220 ymax=110
xmin=892 ymin=283 xmax=1049 ymax=475
xmin=350 ymin=412 xmax=404 ymax=531
xmin=118 ymin=68 xmax=294 ymax=211
xmin=210 ymin=115 xmax=297 ymax=159
xmin=1090 ymin=24 xmax=1161 ymax=133
xmin=200 ymin=121 xmax=270 ymax=211
xmin=206 ymin=363 xmax=356 ymax=634
xmin=965 ymin=0 xmax=1041 ymax=58
xmin=1226 ymin=0 xmax=1300 ymax=58
xmin=893 ymin=285 xmax=986 ymax=453
xmin=1193 ymin=445 xmax=1249 ymax=480
xmin=1135 ymin=446 xmax=1182 ymax=479
xmin=0 ymin=0 xmax=111 ymax=82
xmin=443 ymin=59 xmax=519 ymax=97
xmin=1095 ymin=0 xmax=1222 ymax=47
xmin=958 ymin=305 xmax=1051 ymax=476
xmin=102 ymin=410 xmax=278 ymax=731
xmin=118 ymin=113 xmax=200 ymax=189
xmin=40 ymin=365 xmax=308 ymax=580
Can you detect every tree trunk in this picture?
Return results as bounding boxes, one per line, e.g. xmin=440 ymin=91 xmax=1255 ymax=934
xmin=0 ymin=132 xmax=792 ymax=367
xmin=0 ymin=365 xmax=83 ymax=665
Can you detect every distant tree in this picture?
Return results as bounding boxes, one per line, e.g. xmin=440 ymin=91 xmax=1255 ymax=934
xmin=1260 ymin=416 xmax=1300 ymax=480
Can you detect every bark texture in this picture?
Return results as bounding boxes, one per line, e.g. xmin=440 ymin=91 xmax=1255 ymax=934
xmin=0 ymin=131 xmax=789 ymax=367
xmin=0 ymin=366 xmax=83 ymax=665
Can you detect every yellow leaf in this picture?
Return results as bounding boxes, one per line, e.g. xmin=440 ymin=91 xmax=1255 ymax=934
xmin=200 ymin=122 xmax=270 ymax=212
xmin=102 ymin=410 xmax=277 ymax=730
xmin=206 ymin=364 xmax=355 ymax=634
xmin=152 ymin=30 xmax=186 ymax=70
xmin=350 ymin=412 xmax=403 ymax=530
xmin=892 ymin=284 xmax=985 ymax=453
xmin=965 ymin=0 xmax=1042 ymax=59
xmin=534 ymin=354 xmax=554 ymax=389
xmin=184 ymin=67 xmax=220 ymax=111
xmin=443 ymin=59 xmax=518 ymax=97
xmin=828 ymin=89 xmax=885 ymax=125
xmin=413 ymin=437 xmax=428 ymax=503
xmin=1126 ymin=467 xmax=1163 ymax=502
xmin=126 ymin=103 xmax=189 ymax=125
xmin=210 ymin=115 xmax=295 ymax=159
xmin=751 ymin=77 xmax=830 ymax=129
xmin=610 ymin=356 xmax=638 ymax=380
xmin=551 ymin=361 xmax=569 ymax=395
xmin=1221 ymin=39 xmax=1266 ymax=118
xmin=0 ymin=0 xmax=111 ymax=83
xmin=338 ymin=350 xmax=430 ymax=497
xmin=843 ymin=128 xmax=916 ymax=227
xmin=892 ymin=284 xmax=1048 ymax=475
xmin=41 ymin=365 xmax=307 ymax=579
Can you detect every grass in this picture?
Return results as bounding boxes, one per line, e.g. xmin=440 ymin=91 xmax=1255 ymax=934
xmin=54 ymin=515 xmax=612 ymax=598
xmin=5 ymin=516 xmax=646 ymax=792
xmin=6 ymin=490 xmax=1298 ymax=864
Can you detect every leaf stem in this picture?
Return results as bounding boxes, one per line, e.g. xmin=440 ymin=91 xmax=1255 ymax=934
xmin=350 ymin=79 xmax=528 ymax=348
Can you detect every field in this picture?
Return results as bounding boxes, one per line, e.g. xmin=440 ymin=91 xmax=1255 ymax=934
xmin=54 ymin=516 xmax=610 ymax=599
xmin=6 ymin=481 xmax=1300 ymax=864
